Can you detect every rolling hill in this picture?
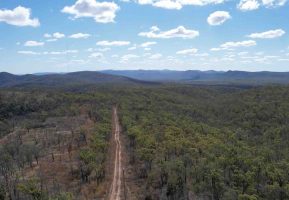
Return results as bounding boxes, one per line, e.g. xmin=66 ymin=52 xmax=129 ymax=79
xmin=1 ymin=70 xmax=289 ymax=88
xmin=102 ymin=70 xmax=289 ymax=85
xmin=0 ymin=71 xmax=152 ymax=88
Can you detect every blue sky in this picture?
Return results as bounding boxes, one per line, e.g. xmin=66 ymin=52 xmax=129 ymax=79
xmin=0 ymin=0 xmax=288 ymax=74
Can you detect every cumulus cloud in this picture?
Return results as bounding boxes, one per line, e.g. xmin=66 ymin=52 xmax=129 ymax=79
xmin=121 ymin=54 xmax=139 ymax=62
xmin=237 ymin=0 xmax=286 ymax=11
xmin=24 ymin=41 xmax=44 ymax=47
xmin=210 ymin=47 xmax=222 ymax=51
xmin=44 ymin=32 xmax=66 ymax=42
xmin=137 ymin=0 xmax=225 ymax=9
xmin=211 ymin=40 xmax=257 ymax=51
xmin=176 ymin=48 xmax=198 ymax=55
xmin=0 ymin=6 xmax=40 ymax=27
xmin=153 ymin=1 xmax=182 ymax=9
xmin=220 ymin=40 xmax=257 ymax=49
xmin=96 ymin=40 xmax=130 ymax=46
xmin=43 ymin=50 xmax=78 ymax=55
xmin=140 ymin=41 xmax=157 ymax=47
xmin=139 ymin=26 xmax=199 ymax=39
xmin=62 ymin=0 xmax=119 ymax=23
xmin=69 ymin=33 xmax=91 ymax=39
xmin=18 ymin=51 xmax=40 ymax=55
xmin=207 ymin=11 xmax=231 ymax=26
xmin=238 ymin=0 xmax=260 ymax=11
xmin=44 ymin=33 xmax=51 ymax=38
xmin=53 ymin=32 xmax=65 ymax=39
xmin=247 ymin=29 xmax=285 ymax=39
xmin=18 ymin=50 xmax=78 ymax=55
xmin=262 ymin=0 xmax=287 ymax=7
xmin=46 ymin=39 xmax=58 ymax=42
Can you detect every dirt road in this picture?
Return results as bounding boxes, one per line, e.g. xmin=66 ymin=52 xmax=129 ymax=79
xmin=108 ymin=107 xmax=123 ymax=200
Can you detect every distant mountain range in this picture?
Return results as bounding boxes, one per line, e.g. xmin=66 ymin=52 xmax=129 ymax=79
xmin=0 ymin=71 xmax=149 ymax=88
xmin=0 ymin=70 xmax=289 ymax=88
xmin=101 ymin=70 xmax=289 ymax=85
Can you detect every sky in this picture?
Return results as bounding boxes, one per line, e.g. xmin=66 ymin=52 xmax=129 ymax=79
xmin=0 ymin=0 xmax=289 ymax=74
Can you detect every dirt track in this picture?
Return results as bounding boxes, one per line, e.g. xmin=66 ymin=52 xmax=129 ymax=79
xmin=108 ymin=107 xmax=123 ymax=200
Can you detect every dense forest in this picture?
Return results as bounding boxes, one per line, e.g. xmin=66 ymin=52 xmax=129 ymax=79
xmin=117 ymin=85 xmax=289 ymax=200
xmin=0 ymin=84 xmax=288 ymax=200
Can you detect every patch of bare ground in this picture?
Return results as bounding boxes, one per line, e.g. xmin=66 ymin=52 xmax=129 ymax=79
xmin=2 ymin=115 xmax=108 ymax=199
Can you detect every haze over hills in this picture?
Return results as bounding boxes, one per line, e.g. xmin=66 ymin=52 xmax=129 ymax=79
xmin=1 ymin=70 xmax=289 ymax=87
xmin=101 ymin=70 xmax=289 ymax=84
xmin=0 ymin=71 xmax=149 ymax=88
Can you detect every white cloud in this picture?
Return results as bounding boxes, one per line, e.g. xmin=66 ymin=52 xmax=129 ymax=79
xmin=137 ymin=0 xmax=225 ymax=9
xmin=0 ymin=6 xmax=40 ymax=27
xmin=18 ymin=51 xmax=40 ymax=55
xmin=149 ymin=53 xmax=162 ymax=59
xmin=53 ymin=32 xmax=65 ymax=39
xmin=96 ymin=40 xmax=130 ymax=46
xmin=44 ymin=32 xmax=65 ymax=41
xmin=211 ymin=40 xmax=256 ymax=51
xmin=43 ymin=50 xmax=78 ymax=55
xmin=220 ymin=40 xmax=256 ymax=49
xmin=87 ymin=47 xmax=111 ymax=52
xmin=24 ymin=41 xmax=44 ymax=47
xmin=46 ymin=39 xmax=58 ymax=42
xmin=237 ymin=0 xmax=260 ymax=11
xmin=121 ymin=54 xmax=139 ymax=62
xmin=180 ymin=0 xmax=225 ymax=5
xmin=237 ymin=0 xmax=286 ymax=10
xmin=139 ymin=26 xmax=199 ymax=39
xmin=140 ymin=41 xmax=157 ymax=47
xmin=210 ymin=47 xmax=222 ymax=51
xmin=176 ymin=48 xmax=198 ymax=55
xmin=44 ymin=33 xmax=51 ymax=38
xmin=127 ymin=42 xmax=156 ymax=51
xmin=62 ymin=0 xmax=119 ymax=23
xmin=69 ymin=33 xmax=91 ymax=39
xmin=18 ymin=50 xmax=78 ymax=55
xmin=262 ymin=0 xmax=287 ymax=7
xmin=247 ymin=29 xmax=285 ymax=39
xmin=153 ymin=0 xmax=182 ymax=9
xmin=207 ymin=11 xmax=231 ymax=26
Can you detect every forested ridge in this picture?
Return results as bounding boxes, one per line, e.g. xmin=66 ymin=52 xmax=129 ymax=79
xmin=0 ymin=84 xmax=288 ymax=200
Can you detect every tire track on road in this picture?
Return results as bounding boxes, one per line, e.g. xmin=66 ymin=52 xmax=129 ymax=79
xmin=108 ymin=107 xmax=122 ymax=200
